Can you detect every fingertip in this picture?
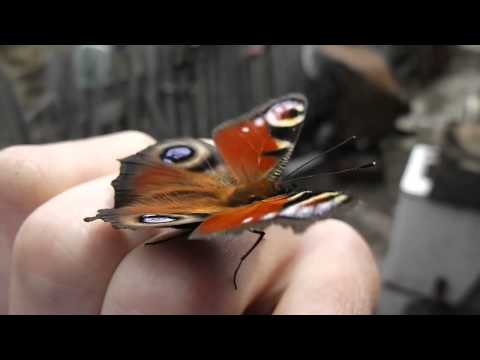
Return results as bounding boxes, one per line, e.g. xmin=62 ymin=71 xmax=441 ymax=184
xmin=271 ymin=219 xmax=380 ymax=315
xmin=0 ymin=131 xmax=156 ymax=213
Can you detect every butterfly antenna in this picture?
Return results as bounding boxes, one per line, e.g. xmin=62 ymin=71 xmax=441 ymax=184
xmin=282 ymin=161 xmax=376 ymax=185
xmin=284 ymin=136 xmax=357 ymax=180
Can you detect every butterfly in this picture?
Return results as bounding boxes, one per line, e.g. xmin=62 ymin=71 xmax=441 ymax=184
xmin=84 ymin=93 xmax=351 ymax=289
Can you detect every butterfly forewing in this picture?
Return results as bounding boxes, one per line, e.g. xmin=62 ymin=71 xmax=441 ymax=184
xmin=212 ymin=94 xmax=308 ymax=185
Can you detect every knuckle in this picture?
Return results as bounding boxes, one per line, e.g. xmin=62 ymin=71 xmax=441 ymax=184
xmin=300 ymin=219 xmax=381 ymax=310
xmin=323 ymin=219 xmax=369 ymax=252
xmin=0 ymin=145 xmax=44 ymax=206
xmin=303 ymin=218 xmax=379 ymax=277
xmin=13 ymin=206 xmax=54 ymax=272
xmin=12 ymin=201 xmax=81 ymax=293
xmin=0 ymin=145 xmax=32 ymax=168
xmin=322 ymin=219 xmax=381 ymax=293
xmin=304 ymin=219 xmax=369 ymax=254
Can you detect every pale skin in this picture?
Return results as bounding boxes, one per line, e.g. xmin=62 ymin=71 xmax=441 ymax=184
xmin=0 ymin=131 xmax=380 ymax=315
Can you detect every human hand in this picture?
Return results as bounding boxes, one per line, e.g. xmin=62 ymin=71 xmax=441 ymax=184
xmin=0 ymin=131 xmax=380 ymax=314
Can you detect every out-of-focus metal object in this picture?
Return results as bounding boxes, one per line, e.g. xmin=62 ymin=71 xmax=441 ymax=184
xmin=379 ymin=131 xmax=480 ymax=314
xmin=400 ymin=144 xmax=438 ymax=198
xmin=379 ymin=90 xmax=480 ymax=314
xmin=398 ymin=92 xmax=480 ymax=208
xmin=462 ymin=91 xmax=480 ymax=123
xmin=379 ymin=173 xmax=480 ymax=314
xmin=429 ymin=123 xmax=480 ymax=209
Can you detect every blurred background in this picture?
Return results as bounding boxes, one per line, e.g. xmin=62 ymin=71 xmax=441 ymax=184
xmin=1 ymin=45 xmax=480 ymax=314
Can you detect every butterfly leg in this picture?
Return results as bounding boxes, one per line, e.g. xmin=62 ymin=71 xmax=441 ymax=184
xmin=144 ymin=229 xmax=192 ymax=246
xmin=233 ymin=229 xmax=266 ymax=290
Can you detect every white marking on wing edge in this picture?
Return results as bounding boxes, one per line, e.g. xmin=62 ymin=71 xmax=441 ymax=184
xmin=314 ymin=202 xmax=334 ymax=216
xmin=266 ymin=111 xmax=277 ymax=124
xmin=296 ymin=206 xmax=314 ymax=218
xmin=262 ymin=212 xmax=277 ymax=220
xmin=254 ymin=117 xmax=265 ymax=127
xmin=279 ymin=205 xmax=300 ymax=217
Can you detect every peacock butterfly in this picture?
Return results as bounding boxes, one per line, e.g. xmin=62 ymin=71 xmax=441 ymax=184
xmin=85 ymin=94 xmax=352 ymax=289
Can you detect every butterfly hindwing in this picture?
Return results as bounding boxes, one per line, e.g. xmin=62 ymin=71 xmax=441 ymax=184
xmin=84 ymin=138 xmax=231 ymax=230
xmin=113 ymin=138 xmax=222 ymax=207
xmin=212 ymin=93 xmax=308 ymax=185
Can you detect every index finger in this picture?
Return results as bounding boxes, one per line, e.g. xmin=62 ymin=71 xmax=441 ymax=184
xmin=0 ymin=130 xmax=155 ymax=212
xmin=0 ymin=131 xmax=155 ymax=313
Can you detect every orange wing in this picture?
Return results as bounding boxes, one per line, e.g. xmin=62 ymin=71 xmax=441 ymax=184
xmin=190 ymin=191 xmax=350 ymax=239
xmin=190 ymin=195 xmax=291 ymax=238
xmin=84 ymin=139 xmax=233 ymax=229
xmin=213 ymin=94 xmax=308 ymax=185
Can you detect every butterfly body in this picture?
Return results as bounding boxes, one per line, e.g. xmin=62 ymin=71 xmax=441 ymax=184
xmin=85 ymin=94 xmax=350 ymax=286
